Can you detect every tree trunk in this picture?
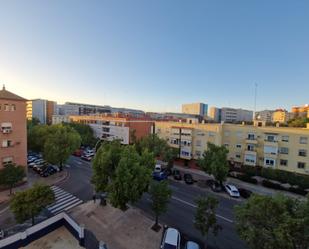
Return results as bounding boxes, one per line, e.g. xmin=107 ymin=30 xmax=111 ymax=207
xmin=155 ymin=214 xmax=159 ymax=227
xmin=31 ymin=215 xmax=35 ymax=226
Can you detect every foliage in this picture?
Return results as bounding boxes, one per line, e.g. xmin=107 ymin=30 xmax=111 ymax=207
xmin=91 ymin=140 xmax=123 ymax=192
xmin=288 ymin=117 xmax=309 ymax=128
xmin=149 ymin=180 xmax=172 ymax=227
xmin=135 ymin=134 xmax=167 ymax=157
xmin=27 ymin=124 xmax=51 ymax=152
xmin=162 ymin=147 xmax=178 ymax=169
xmin=44 ymin=124 xmax=81 ymax=169
xmin=235 ymin=194 xmax=309 ymax=249
xmin=0 ymin=164 xmax=25 ymax=195
xmin=92 ymin=142 xmax=153 ymax=210
xmin=10 ymin=184 xmax=54 ymax=225
xmin=194 ymin=196 xmax=222 ymax=245
xmin=64 ymin=122 xmax=96 ymax=147
xmin=236 ymin=174 xmax=258 ymax=184
xmin=262 ymin=179 xmax=285 ymax=190
xmin=108 ymin=146 xmax=152 ymax=210
xmin=199 ymin=142 xmax=229 ymax=185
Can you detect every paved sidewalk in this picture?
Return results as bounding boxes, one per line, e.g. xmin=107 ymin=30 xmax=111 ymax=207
xmin=69 ymin=201 xmax=162 ymax=249
xmin=0 ymin=169 xmax=68 ymax=208
xmin=173 ymin=165 xmax=304 ymax=199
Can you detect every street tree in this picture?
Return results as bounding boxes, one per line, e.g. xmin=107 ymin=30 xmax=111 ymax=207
xmin=10 ymin=184 xmax=54 ymax=225
xmin=162 ymin=147 xmax=178 ymax=169
xmin=0 ymin=164 xmax=25 ymax=195
xmin=43 ymin=124 xmax=81 ymax=170
xmin=64 ymin=122 xmax=96 ymax=147
xmin=108 ymin=146 xmax=152 ymax=210
xmin=139 ymin=148 xmax=156 ymax=169
xmin=235 ymin=194 xmax=309 ymax=249
xmin=194 ymin=196 xmax=222 ymax=246
xmin=27 ymin=124 xmax=51 ymax=152
xmin=199 ymin=142 xmax=229 ymax=185
xmin=91 ymin=140 xmax=123 ymax=192
xmin=149 ymin=180 xmax=172 ymax=230
xmin=135 ymin=134 xmax=167 ymax=157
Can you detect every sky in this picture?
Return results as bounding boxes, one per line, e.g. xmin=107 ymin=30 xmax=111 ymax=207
xmin=0 ymin=0 xmax=308 ymax=113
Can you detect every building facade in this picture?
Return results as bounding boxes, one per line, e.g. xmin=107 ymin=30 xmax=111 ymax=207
xmin=272 ymin=109 xmax=293 ymax=123
xmin=255 ymin=110 xmax=275 ymax=123
xmin=155 ymin=120 xmax=309 ymax=175
xmin=182 ymin=103 xmax=208 ymax=117
xmin=0 ymin=86 xmax=27 ymax=169
xmin=27 ymin=99 xmax=56 ymax=125
xmin=69 ymin=114 xmax=153 ymax=144
xmin=52 ymin=115 xmax=70 ymax=125
xmin=208 ymin=107 xmax=221 ymax=122
xmin=291 ymin=104 xmax=309 ymax=118
xmin=64 ymin=102 xmax=111 ymax=115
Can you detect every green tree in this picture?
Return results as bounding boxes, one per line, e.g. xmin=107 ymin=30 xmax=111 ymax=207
xmin=139 ymin=149 xmax=156 ymax=169
xmin=64 ymin=122 xmax=97 ymax=147
xmin=92 ymin=140 xmax=123 ymax=192
xmin=199 ymin=142 xmax=229 ymax=185
xmin=10 ymin=184 xmax=54 ymax=225
xmin=108 ymin=146 xmax=152 ymax=210
xmin=43 ymin=124 xmax=81 ymax=170
xmin=235 ymin=194 xmax=309 ymax=249
xmin=149 ymin=180 xmax=172 ymax=229
xmin=288 ymin=117 xmax=309 ymax=128
xmin=135 ymin=134 xmax=167 ymax=156
xmin=27 ymin=124 xmax=51 ymax=152
xmin=0 ymin=164 xmax=25 ymax=195
xmin=162 ymin=147 xmax=178 ymax=169
xmin=194 ymin=196 xmax=222 ymax=246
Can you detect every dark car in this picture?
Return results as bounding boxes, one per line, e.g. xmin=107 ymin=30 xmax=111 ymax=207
xmin=238 ymin=188 xmax=253 ymax=199
xmin=173 ymin=170 xmax=182 ymax=180
xmin=152 ymin=171 xmax=168 ymax=181
xmin=184 ymin=173 xmax=194 ymax=184
xmin=41 ymin=165 xmax=57 ymax=177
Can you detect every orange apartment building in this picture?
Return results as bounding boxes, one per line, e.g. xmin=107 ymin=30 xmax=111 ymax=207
xmin=69 ymin=114 xmax=154 ymax=144
xmin=0 ymin=86 xmax=27 ymax=169
xmin=292 ymin=105 xmax=309 ymax=118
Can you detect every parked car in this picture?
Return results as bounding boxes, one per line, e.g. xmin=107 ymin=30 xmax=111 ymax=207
xmin=81 ymin=154 xmax=93 ymax=161
xmin=152 ymin=171 xmax=168 ymax=181
xmin=173 ymin=170 xmax=182 ymax=180
xmin=40 ymin=165 xmax=59 ymax=177
xmin=185 ymin=241 xmax=200 ymax=249
xmin=161 ymin=227 xmax=181 ymax=249
xmin=225 ymin=184 xmax=240 ymax=198
xmin=73 ymin=149 xmax=83 ymax=157
xmin=184 ymin=173 xmax=194 ymax=184
xmin=238 ymin=188 xmax=253 ymax=199
xmin=154 ymin=164 xmax=162 ymax=173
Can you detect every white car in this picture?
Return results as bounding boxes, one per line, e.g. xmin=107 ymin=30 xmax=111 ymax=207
xmin=225 ymin=184 xmax=240 ymax=198
xmin=161 ymin=227 xmax=181 ymax=249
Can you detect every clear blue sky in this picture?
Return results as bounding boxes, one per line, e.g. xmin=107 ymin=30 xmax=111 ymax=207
xmin=0 ymin=0 xmax=308 ymax=112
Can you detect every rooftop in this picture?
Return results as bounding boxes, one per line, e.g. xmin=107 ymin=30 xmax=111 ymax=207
xmin=0 ymin=85 xmax=27 ymax=101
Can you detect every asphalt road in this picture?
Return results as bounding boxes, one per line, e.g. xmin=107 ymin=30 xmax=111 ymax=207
xmin=60 ymin=156 xmax=248 ymax=249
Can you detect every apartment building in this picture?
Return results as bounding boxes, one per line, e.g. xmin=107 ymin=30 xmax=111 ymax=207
xmin=208 ymin=107 xmax=253 ymax=123
xmin=155 ymin=120 xmax=309 ymax=175
xmin=182 ymin=103 xmax=208 ymax=117
xmin=255 ymin=110 xmax=275 ymax=123
xmin=272 ymin=109 xmax=293 ymax=123
xmin=209 ymin=107 xmax=221 ymax=122
xmin=0 ymin=86 xmax=27 ymax=169
xmin=27 ymin=99 xmax=56 ymax=124
xmin=292 ymin=104 xmax=309 ymax=118
xmin=52 ymin=115 xmax=70 ymax=125
xmin=64 ymin=102 xmax=111 ymax=115
xmin=69 ymin=114 xmax=153 ymax=144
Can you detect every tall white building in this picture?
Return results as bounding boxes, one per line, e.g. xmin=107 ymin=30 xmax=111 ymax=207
xmin=209 ymin=106 xmax=253 ymax=123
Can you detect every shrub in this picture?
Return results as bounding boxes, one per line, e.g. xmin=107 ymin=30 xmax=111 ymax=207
xmin=288 ymin=187 xmax=308 ymax=196
xmin=238 ymin=175 xmax=258 ymax=184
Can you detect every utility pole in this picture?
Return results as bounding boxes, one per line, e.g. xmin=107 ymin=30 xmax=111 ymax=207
xmin=254 ymin=83 xmax=258 ymax=119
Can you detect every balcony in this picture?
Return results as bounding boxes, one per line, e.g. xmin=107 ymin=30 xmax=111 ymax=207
xmin=244 ymin=150 xmax=257 ymax=156
xmin=245 ymin=138 xmax=258 ymax=144
xmin=264 ymin=140 xmax=278 ymax=147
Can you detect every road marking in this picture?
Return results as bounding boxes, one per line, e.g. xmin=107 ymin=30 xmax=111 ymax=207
xmin=171 ymin=196 xmax=234 ymax=223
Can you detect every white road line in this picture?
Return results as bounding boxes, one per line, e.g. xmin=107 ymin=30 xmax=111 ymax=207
xmin=171 ymin=196 xmax=234 ymax=223
xmin=51 ymin=198 xmax=81 ymax=213
xmin=48 ymin=196 xmax=77 ymax=211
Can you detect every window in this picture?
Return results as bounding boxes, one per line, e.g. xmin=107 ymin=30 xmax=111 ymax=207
xmin=2 ymin=140 xmax=13 ymax=147
xmin=279 ymin=147 xmax=289 ymax=154
xmin=245 ymin=154 xmax=256 ymax=164
xmin=247 ymin=133 xmax=255 ymax=140
xmin=297 ymin=162 xmax=306 ymax=169
xmin=281 ymin=135 xmax=289 ymax=142
xmin=2 ymin=157 xmax=13 ymax=166
xmin=265 ymin=135 xmax=277 ymax=142
xmin=247 ymin=144 xmax=254 ymax=151
xmin=298 ymin=149 xmax=307 ymax=157
xmin=10 ymin=104 xmax=16 ymax=111
xmin=209 ymin=132 xmax=215 ymax=137
xmin=265 ymin=158 xmax=275 ymax=166
xmin=300 ymin=137 xmax=308 ymax=144
xmin=236 ymin=144 xmax=242 ymax=148
xmin=280 ymin=159 xmax=288 ymax=166
xmin=195 ymin=151 xmax=201 ymax=157
xmin=224 ymin=143 xmax=229 ymax=147
xmin=196 ymin=140 xmax=201 ymax=146
xmin=264 ymin=146 xmax=278 ymax=155
xmin=4 ymin=104 xmax=9 ymax=111
xmin=235 ymin=154 xmax=241 ymax=159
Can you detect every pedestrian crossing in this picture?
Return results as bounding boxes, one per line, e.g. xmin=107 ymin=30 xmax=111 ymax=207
xmin=48 ymin=186 xmax=83 ymax=215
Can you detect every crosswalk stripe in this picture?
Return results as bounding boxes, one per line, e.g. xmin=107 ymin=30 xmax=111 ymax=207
xmin=48 ymin=186 xmax=83 ymax=214
xmin=50 ymin=198 xmax=81 ymax=213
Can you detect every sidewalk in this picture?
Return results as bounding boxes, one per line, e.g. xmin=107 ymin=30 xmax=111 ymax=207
xmin=0 ymin=169 xmax=68 ymax=208
xmin=69 ymin=201 xmax=162 ymax=249
xmin=173 ymin=164 xmax=304 ymax=199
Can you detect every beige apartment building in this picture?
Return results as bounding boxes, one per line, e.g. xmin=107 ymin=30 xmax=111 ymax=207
xmin=155 ymin=120 xmax=309 ymax=175
xmin=272 ymin=109 xmax=293 ymax=123
xmin=182 ymin=103 xmax=208 ymax=117
xmin=0 ymin=86 xmax=27 ymax=169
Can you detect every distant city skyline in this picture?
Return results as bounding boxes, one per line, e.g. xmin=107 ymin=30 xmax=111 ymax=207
xmin=1 ymin=0 xmax=308 ymax=112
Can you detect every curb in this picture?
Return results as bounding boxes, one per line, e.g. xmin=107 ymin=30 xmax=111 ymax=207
xmin=53 ymin=170 xmax=70 ymax=186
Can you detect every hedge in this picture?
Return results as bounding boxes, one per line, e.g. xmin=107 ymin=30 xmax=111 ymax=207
xmin=262 ymin=180 xmax=285 ymax=190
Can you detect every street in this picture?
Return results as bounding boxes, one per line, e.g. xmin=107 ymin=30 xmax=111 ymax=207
xmin=59 ymin=156 xmax=248 ymax=249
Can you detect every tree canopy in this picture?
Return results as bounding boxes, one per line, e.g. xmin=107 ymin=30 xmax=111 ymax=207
xmin=199 ymin=142 xmax=229 ymax=185
xmin=10 ymin=184 xmax=55 ymax=225
xmin=0 ymin=164 xmax=25 ymax=195
xmin=64 ymin=122 xmax=96 ymax=147
xmin=235 ymin=194 xmax=309 ymax=249
xmin=288 ymin=117 xmax=309 ymax=128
